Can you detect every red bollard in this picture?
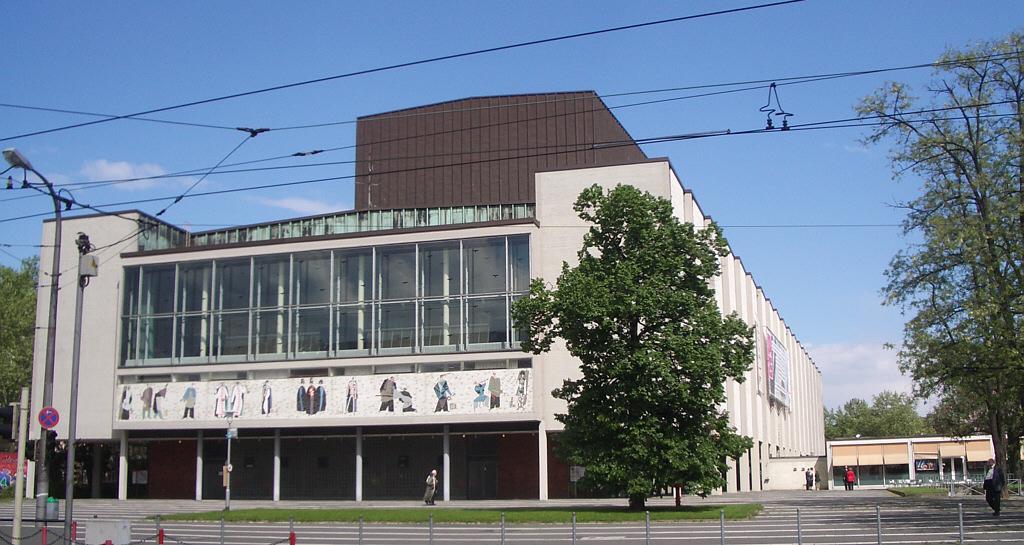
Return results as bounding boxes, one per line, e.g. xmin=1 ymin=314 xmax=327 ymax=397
xmin=71 ymin=521 xmax=78 ymax=542
xmin=41 ymin=526 xmax=47 ymax=545
xmin=289 ymin=530 xmax=296 ymax=545
xmin=158 ymin=527 xmax=165 ymax=544
xmin=105 ymin=541 xmax=113 ymax=545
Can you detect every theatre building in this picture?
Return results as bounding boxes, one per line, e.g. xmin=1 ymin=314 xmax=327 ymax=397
xmin=28 ymin=92 xmax=825 ymax=501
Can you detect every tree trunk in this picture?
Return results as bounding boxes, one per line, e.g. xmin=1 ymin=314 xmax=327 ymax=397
xmin=628 ymin=493 xmax=646 ymax=510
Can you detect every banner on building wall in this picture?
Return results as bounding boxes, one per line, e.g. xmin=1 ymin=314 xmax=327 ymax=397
xmin=0 ymin=452 xmax=26 ymax=490
xmin=115 ymin=368 xmax=532 ymax=423
xmin=764 ymin=328 xmax=790 ymax=407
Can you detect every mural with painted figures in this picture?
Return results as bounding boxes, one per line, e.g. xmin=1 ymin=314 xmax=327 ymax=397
xmin=115 ymin=368 xmax=531 ymax=422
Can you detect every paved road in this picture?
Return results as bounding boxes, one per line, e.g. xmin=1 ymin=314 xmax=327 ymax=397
xmin=1 ymin=490 xmax=1020 ymax=544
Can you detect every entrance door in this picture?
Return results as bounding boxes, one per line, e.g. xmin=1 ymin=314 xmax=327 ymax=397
xmin=467 ymin=460 xmax=497 ymax=499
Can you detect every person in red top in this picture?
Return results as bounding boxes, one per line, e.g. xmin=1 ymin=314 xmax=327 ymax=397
xmin=844 ymin=467 xmax=856 ymax=490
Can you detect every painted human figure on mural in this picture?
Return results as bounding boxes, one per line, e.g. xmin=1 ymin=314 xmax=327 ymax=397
xmin=513 ymin=370 xmax=528 ymax=409
xmin=306 ymin=383 xmax=317 ymax=415
xmin=214 ymin=383 xmax=229 ymax=418
xmin=433 ymin=375 xmax=452 ymax=412
xmin=473 ymin=381 xmax=487 ymax=409
xmin=345 ymin=378 xmax=358 ymax=413
xmin=120 ymin=387 xmax=132 ymax=420
xmin=379 ymin=376 xmax=396 ymax=412
xmin=296 ymin=379 xmax=307 ymax=413
xmin=399 ymin=386 xmax=415 ymax=412
xmin=181 ymin=384 xmax=197 ymax=419
xmin=261 ymin=381 xmax=273 ymax=415
xmin=487 ymin=373 xmax=501 ymax=409
xmin=141 ymin=385 xmax=153 ymax=419
xmin=153 ymin=384 xmax=168 ymax=419
xmin=228 ymin=382 xmax=246 ymax=417
xmin=315 ymin=380 xmax=327 ymax=412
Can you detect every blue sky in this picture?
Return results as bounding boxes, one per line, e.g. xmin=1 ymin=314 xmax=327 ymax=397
xmin=2 ymin=1 xmax=1022 ymax=411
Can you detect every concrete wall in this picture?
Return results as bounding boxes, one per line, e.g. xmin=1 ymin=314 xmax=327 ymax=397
xmin=764 ymin=456 xmax=825 ymax=490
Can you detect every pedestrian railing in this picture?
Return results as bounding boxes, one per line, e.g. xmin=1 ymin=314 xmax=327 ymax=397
xmin=1 ymin=503 xmax=1015 ymax=545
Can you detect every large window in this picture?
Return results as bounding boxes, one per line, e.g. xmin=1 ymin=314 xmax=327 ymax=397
xmin=120 ymin=235 xmax=530 ymax=366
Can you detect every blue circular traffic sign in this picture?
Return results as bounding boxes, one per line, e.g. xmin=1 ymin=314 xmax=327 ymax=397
xmin=38 ymin=407 xmax=59 ymax=430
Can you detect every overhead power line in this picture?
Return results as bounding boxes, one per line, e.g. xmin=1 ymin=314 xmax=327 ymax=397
xmin=5 ymin=96 xmax=1013 ymax=205
xmin=0 ymin=0 xmax=806 ymax=143
xmin=2 ymin=102 xmax=1016 ymax=227
xmin=3 ymin=49 xmax=1015 ymax=145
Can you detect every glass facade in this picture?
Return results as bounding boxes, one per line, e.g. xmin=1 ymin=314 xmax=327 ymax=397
xmin=120 ymin=235 xmax=530 ymax=366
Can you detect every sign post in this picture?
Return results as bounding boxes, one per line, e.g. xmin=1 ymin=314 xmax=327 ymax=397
xmin=225 ymin=422 xmax=236 ymax=511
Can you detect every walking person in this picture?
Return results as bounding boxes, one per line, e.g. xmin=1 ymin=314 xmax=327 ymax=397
xmin=805 ymin=469 xmax=815 ymax=491
xmin=983 ymin=458 xmax=1005 ymax=516
xmin=423 ymin=469 xmax=438 ymax=505
xmin=845 ymin=466 xmax=856 ymax=491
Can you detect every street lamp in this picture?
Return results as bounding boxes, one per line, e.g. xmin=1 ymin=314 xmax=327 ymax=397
xmin=2 ymin=148 xmax=70 ymax=522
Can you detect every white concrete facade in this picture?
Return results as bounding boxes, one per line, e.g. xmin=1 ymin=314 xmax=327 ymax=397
xmin=31 ymin=159 xmax=824 ymax=499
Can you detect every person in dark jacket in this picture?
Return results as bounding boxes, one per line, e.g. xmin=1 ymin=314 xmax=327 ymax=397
xmin=983 ymin=458 xmax=1006 ymax=516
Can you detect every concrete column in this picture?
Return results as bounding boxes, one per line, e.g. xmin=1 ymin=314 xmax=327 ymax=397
xmin=538 ymin=421 xmax=548 ymax=500
xmin=443 ymin=425 xmax=451 ymax=502
xmin=118 ymin=431 xmax=128 ymax=500
xmin=90 ymin=443 xmax=103 ymax=498
xmin=273 ymin=429 xmax=281 ymax=501
xmin=907 ymin=440 xmax=915 ymax=481
xmin=195 ymin=431 xmax=203 ymax=501
xmin=355 ymin=427 xmax=363 ymax=502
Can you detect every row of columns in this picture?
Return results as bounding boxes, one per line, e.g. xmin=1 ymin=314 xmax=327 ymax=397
xmin=115 ymin=423 xmax=552 ymax=501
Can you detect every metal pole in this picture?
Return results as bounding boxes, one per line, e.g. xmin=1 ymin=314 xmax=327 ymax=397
xmin=645 ymin=510 xmax=651 ymax=545
xmin=220 ymin=516 xmax=225 ymax=545
xmin=225 ymin=418 xmax=233 ymax=511
xmin=875 ymin=504 xmax=881 ymax=545
xmin=358 ymin=515 xmax=364 ymax=545
xmin=65 ymin=234 xmax=93 ymax=539
xmin=571 ymin=512 xmax=576 ymax=545
xmin=33 ymin=166 xmax=63 ymax=523
xmin=958 ymin=502 xmax=964 ymax=544
xmin=13 ymin=387 xmax=29 ymax=544
xmin=796 ymin=507 xmax=802 ymax=545
xmin=500 ymin=512 xmax=506 ymax=545
xmin=428 ymin=513 xmax=433 ymax=545
xmin=719 ymin=509 xmax=725 ymax=545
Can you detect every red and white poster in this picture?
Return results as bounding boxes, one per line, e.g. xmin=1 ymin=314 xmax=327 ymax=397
xmin=0 ymin=452 xmax=27 ymax=490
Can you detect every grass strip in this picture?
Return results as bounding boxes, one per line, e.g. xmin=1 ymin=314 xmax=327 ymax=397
xmin=887 ymin=487 xmax=947 ymax=497
xmin=161 ymin=503 xmax=762 ymax=523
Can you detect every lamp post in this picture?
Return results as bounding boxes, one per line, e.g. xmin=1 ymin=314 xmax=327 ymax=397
xmin=2 ymin=148 xmax=70 ymax=521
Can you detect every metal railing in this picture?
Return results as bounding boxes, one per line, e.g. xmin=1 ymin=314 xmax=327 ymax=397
xmin=3 ymin=503 xmax=1014 ymax=545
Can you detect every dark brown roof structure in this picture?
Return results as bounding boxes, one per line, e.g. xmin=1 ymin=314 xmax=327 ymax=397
xmin=354 ymin=91 xmax=648 ymax=210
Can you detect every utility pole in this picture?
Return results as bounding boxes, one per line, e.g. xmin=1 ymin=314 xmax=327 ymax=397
xmin=64 ymin=233 xmax=97 ymax=538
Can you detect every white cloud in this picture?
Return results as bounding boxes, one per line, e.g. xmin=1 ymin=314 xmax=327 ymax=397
xmin=806 ymin=341 xmax=914 ymax=410
xmin=251 ymin=196 xmax=349 ymax=216
xmin=79 ymin=159 xmax=168 ymax=191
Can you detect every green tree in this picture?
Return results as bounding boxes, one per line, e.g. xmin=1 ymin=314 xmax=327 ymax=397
xmin=825 ymin=391 xmax=932 ymax=440
xmin=857 ymin=32 xmax=1024 ymax=479
xmin=512 ymin=184 xmax=753 ymax=509
xmin=0 ymin=257 xmax=37 ymax=405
